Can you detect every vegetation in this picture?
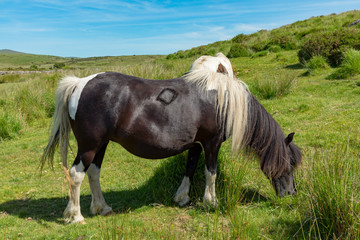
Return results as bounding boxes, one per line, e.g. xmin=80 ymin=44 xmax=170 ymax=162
xmin=167 ymin=10 xmax=360 ymax=64
xmin=328 ymin=49 xmax=360 ymax=79
xmin=1 ymin=10 xmax=360 ymax=240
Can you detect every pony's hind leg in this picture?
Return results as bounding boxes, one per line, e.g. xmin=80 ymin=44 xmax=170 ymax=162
xmin=174 ymin=143 xmax=202 ymax=206
xmin=87 ymin=142 xmax=113 ymax=216
xmin=64 ymin=151 xmax=95 ymax=224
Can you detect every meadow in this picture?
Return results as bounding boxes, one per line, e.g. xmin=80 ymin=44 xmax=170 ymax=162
xmin=1 ymin=11 xmax=360 ymax=240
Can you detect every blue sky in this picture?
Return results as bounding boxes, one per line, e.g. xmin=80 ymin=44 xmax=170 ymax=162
xmin=0 ymin=0 xmax=359 ymax=57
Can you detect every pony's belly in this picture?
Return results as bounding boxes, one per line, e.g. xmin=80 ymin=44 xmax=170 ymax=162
xmin=111 ymin=136 xmax=193 ymax=159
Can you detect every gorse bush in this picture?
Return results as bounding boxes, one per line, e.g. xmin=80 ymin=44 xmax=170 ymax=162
xmin=227 ymin=44 xmax=252 ymax=58
xmin=328 ymin=49 xmax=360 ymax=79
xmin=298 ymin=28 xmax=360 ymax=67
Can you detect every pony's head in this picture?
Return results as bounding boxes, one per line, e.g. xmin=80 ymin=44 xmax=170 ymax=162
xmin=190 ymin=52 xmax=235 ymax=78
xmin=242 ymin=94 xmax=302 ymax=198
xmin=271 ymin=132 xmax=302 ymax=197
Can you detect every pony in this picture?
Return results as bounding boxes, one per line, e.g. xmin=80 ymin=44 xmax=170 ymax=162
xmin=41 ymin=57 xmax=301 ymax=224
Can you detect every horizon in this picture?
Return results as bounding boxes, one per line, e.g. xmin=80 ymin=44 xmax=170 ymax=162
xmin=0 ymin=0 xmax=359 ymax=58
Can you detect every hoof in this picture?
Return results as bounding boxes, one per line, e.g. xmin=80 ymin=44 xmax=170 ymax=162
xmin=90 ymin=204 xmax=113 ymax=216
xmin=101 ymin=208 xmax=114 ymax=216
xmin=174 ymin=194 xmax=190 ymax=207
xmin=203 ymin=196 xmax=218 ymax=208
xmin=64 ymin=215 xmax=85 ymax=224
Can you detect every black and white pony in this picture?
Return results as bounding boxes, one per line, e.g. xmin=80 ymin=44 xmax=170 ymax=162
xmin=42 ymin=53 xmax=301 ymax=223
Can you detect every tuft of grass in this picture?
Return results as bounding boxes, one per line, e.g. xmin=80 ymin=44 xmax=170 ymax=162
xmin=299 ymin=143 xmax=360 ymax=239
xmin=306 ymin=55 xmax=330 ymax=70
xmin=249 ymin=71 xmax=297 ymax=99
xmin=0 ymin=112 xmax=23 ymax=141
xmin=328 ymin=49 xmax=360 ymax=79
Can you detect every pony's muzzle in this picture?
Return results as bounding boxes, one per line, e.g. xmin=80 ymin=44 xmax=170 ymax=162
xmin=272 ymin=172 xmax=297 ymax=197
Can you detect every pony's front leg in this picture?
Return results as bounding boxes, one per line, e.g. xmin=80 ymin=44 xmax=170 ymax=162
xmin=174 ymin=143 xmax=202 ymax=206
xmin=64 ymin=160 xmax=86 ymax=224
xmin=203 ymin=166 xmax=218 ymax=206
xmin=202 ymin=140 xmax=221 ymax=207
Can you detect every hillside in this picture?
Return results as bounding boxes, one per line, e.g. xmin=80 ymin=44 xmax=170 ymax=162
xmin=167 ymin=10 xmax=360 ymax=59
xmin=0 ymin=50 xmax=69 ymax=70
xmin=0 ymin=49 xmax=26 ymax=54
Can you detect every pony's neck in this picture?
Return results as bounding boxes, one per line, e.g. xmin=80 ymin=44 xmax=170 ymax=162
xmin=243 ymin=94 xmax=289 ymax=178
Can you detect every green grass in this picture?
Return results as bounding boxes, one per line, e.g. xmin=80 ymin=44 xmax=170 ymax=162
xmin=1 ymin=49 xmax=359 ymax=239
xmin=328 ymin=49 xmax=360 ymax=79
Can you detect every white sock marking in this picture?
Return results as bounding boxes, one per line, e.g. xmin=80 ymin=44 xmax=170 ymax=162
xmin=174 ymin=176 xmax=191 ymax=206
xmin=87 ymin=163 xmax=112 ymax=215
xmin=204 ymin=167 xmax=217 ymax=206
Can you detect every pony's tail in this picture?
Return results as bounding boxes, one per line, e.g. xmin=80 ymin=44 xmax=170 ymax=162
xmin=41 ymin=76 xmax=81 ymax=172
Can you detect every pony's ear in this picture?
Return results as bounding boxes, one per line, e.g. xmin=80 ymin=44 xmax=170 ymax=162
xmin=217 ymin=63 xmax=228 ymax=75
xmin=285 ymin=132 xmax=295 ymax=145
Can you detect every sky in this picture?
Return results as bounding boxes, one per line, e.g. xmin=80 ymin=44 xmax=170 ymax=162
xmin=0 ymin=0 xmax=359 ymax=58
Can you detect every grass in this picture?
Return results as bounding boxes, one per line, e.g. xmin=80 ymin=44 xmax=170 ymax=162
xmin=328 ymin=49 xmax=360 ymax=79
xmin=0 ymin=49 xmax=359 ymax=239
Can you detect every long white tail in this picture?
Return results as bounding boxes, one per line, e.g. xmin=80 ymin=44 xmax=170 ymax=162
xmin=41 ymin=76 xmax=81 ymax=171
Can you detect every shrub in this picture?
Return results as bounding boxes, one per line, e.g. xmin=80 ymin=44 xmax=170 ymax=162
xmin=227 ymin=44 xmax=252 ymax=58
xmin=268 ymin=45 xmax=282 ymax=53
xmin=298 ymin=28 xmax=360 ymax=67
xmin=53 ymin=62 xmax=66 ymax=69
xmin=268 ymin=34 xmax=298 ymax=50
xmin=328 ymin=49 xmax=360 ymax=79
xmin=232 ymin=34 xmax=250 ymax=43
xmin=251 ymin=50 xmax=269 ymax=58
xmin=30 ymin=65 xmax=39 ymax=70
xmin=306 ymin=55 xmax=330 ymax=70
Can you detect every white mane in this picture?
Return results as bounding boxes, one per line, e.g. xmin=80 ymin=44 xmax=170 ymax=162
xmin=185 ymin=69 xmax=249 ymax=154
xmin=190 ymin=52 xmax=235 ymax=79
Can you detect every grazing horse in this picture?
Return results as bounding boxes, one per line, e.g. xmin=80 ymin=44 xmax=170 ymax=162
xmin=42 ymin=59 xmax=301 ymax=224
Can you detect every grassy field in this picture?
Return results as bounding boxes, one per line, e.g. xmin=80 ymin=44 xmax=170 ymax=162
xmin=1 ymin=49 xmax=359 ymax=239
xmin=1 ymin=11 xmax=360 ymax=239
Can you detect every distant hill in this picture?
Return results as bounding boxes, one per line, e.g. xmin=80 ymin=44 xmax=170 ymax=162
xmin=0 ymin=50 xmax=69 ymax=70
xmin=0 ymin=49 xmax=27 ymax=54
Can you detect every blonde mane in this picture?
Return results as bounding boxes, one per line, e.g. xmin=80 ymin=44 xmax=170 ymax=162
xmin=184 ymin=69 xmax=249 ymax=154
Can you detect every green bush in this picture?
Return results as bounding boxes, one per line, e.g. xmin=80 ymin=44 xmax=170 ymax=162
xmin=328 ymin=49 xmax=360 ymax=79
xmin=227 ymin=44 xmax=252 ymax=58
xmin=298 ymin=28 xmax=360 ymax=67
xmin=306 ymin=55 xmax=330 ymax=70
xmin=251 ymin=50 xmax=269 ymax=58
xmin=53 ymin=62 xmax=66 ymax=69
xmin=268 ymin=45 xmax=282 ymax=53
xmin=268 ymin=34 xmax=298 ymax=50
xmin=232 ymin=34 xmax=250 ymax=43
